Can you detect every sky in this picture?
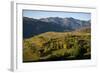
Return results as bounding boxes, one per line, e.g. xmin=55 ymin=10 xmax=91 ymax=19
xmin=23 ymin=10 xmax=91 ymax=21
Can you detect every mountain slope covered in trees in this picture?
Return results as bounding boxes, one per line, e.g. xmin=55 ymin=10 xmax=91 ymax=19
xmin=23 ymin=30 xmax=91 ymax=62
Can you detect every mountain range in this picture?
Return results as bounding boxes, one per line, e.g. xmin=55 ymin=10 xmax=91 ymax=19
xmin=23 ymin=17 xmax=91 ymax=38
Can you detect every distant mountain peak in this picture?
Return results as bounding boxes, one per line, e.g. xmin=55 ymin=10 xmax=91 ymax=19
xmin=23 ymin=17 xmax=90 ymax=38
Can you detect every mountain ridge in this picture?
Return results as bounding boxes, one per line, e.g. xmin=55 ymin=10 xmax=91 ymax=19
xmin=23 ymin=17 xmax=90 ymax=38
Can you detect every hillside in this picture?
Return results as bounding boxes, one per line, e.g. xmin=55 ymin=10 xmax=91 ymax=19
xmin=23 ymin=31 xmax=91 ymax=62
xmin=75 ymin=27 xmax=91 ymax=33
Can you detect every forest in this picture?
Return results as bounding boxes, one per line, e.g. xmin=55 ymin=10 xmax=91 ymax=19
xmin=23 ymin=31 xmax=91 ymax=62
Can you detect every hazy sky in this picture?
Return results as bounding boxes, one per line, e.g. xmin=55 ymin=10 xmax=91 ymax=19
xmin=23 ymin=10 xmax=91 ymax=21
